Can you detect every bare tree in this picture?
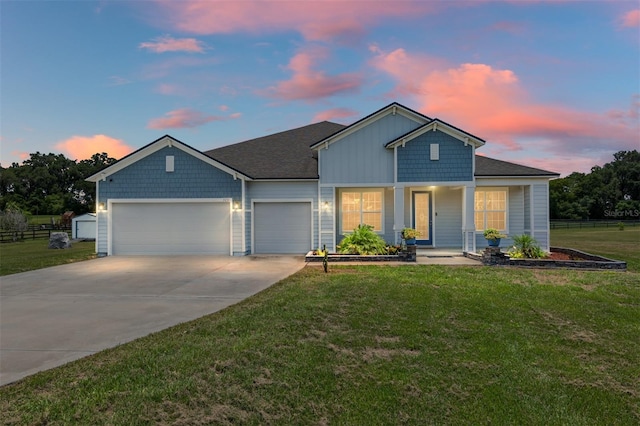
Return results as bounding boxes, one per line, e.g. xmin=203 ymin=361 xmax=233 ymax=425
xmin=0 ymin=204 xmax=28 ymax=242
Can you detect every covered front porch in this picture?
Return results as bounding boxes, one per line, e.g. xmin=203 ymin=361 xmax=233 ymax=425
xmin=392 ymin=184 xmax=477 ymax=253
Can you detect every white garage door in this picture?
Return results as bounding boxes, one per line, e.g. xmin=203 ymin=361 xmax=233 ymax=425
xmin=111 ymin=202 xmax=230 ymax=255
xmin=254 ymin=202 xmax=311 ymax=254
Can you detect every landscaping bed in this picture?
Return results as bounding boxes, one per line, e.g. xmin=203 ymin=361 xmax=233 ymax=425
xmin=467 ymin=246 xmax=627 ymax=270
xmin=305 ymin=251 xmax=410 ymax=262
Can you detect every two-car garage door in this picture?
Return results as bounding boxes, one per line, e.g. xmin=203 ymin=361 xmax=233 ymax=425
xmin=111 ymin=201 xmax=230 ymax=255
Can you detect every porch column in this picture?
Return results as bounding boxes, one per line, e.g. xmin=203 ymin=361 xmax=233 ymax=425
xmin=462 ymin=184 xmax=476 ymax=253
xmin=393 ymin=185 xmax=405 ymax=244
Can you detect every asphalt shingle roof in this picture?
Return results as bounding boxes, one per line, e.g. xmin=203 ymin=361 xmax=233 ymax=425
xmin=205 ymin=121 xmax=558 ymax=179
xmin=205 ymin=121 xmax=346 ymax=179
xmin=475 ymin=155 xmax=559 ymax=177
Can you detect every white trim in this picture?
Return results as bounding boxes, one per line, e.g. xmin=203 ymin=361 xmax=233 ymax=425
xmin=250 ymin=199 xmax=314 ymax=254
xmin=386 ymin=120 xmax=485 ymax=149
xmin=251 ymin=179 xmax=319 ymax=182
xmin=476 ymin=177 xmax=556 ymax=185
xmin=337 ymin=188 xmax=385 ymax=235
xmin=320 ymin=182 xmax=397 ymax=188
xmin=86 ymin=136 xmax=251 ymax=182
xmin=241 ymin=179 xmax=246 ymax=254
xmin=473 ymin=187 xmax=509 ymax=234
xmin=409 ymin=188 xmax=436 ymax=247
xmin=311 ymin=103 xmax=429 ymax=151
xmin=107 ymin=198 xmax=232 ymax=256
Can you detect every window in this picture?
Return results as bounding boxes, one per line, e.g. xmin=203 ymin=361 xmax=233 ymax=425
xmin=341 ymin=190 xmax=382 ymax=233
xmin=475 ymin=189 xmax=507 ymax=231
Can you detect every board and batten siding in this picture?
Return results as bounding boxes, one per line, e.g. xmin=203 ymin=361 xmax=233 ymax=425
xmin=397 ymin=130 xmax=474 ymax=183
xmin=532 ymin=183 xmax=551 ymax=250
xmin=319 ymin=186 xmax=335 ymax=251
xmin=246 ymin=181 xmax=319 ymax=249
xmin=96 ymin=147 xmax=241 ymax=256
xmin=318 ymin=113 xmax=421 ymax=184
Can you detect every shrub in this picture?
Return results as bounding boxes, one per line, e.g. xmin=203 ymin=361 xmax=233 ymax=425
xmin=338 ymin=224 xmax=388 ymax=255
xmin=508 ymin=234 xmax=546 ymax=259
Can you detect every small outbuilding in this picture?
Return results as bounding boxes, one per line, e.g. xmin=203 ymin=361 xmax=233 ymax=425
xmin=71 ymin=213 xmax=96 ymax=240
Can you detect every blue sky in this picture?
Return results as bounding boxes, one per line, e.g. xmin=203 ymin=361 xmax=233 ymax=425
xmin=1 ymin=0 xmax=638 ymax=176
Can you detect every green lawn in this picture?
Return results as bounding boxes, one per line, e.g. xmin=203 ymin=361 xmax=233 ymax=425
xmin=551 ymin=226 xmax=640 ymax=272
xmin=0 ymin=239 xmax=96 ymax=276
xmin=1 ymin=265 xmax=638 ymax=425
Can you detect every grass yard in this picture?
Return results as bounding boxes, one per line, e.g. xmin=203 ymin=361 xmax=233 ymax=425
xmin=1 ymin=265 xmax=638 ymax=425
xmin=0 ymin=239 xmax=96 ymax=276
xmin=551 ymin=226 xmax=640 ymax=272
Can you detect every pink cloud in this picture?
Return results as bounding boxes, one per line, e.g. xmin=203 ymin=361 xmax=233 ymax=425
xmin=139 ymin=35 xmax=207 ymax=53
xmin=263 ymin=46 xmax=362 ymax=101
xmin=12 ymin=151 xmax=30 ymax=161
xmin=313 ymin=108 xmax=358 ymax=122
xmin=370 ymin=47 xmax=639 ymax=156
xmin=620 ymin=9 xmax=640 ymax=28
xmin=147 ymin=108 xmax=239 ymax=129
xmin=151 ymin=0 xmax=433 ymax=41
xmin=55 ymin=135 xmax=133 ymax=161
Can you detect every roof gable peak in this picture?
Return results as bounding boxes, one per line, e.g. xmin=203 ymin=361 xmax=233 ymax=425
xmin=310 ymin=102 xmax=430 ymax=150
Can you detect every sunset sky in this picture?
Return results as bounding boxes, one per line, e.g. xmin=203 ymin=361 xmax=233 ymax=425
xmin=2 ymin=0 xmax=638 ymax=176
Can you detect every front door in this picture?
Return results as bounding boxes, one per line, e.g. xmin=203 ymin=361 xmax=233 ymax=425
xmin=413 ymin=191 xmax=432 ymax=245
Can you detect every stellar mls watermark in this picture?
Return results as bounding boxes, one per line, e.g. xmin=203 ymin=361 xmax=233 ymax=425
xmin=604 ymin=209 xmax=640 ymax=218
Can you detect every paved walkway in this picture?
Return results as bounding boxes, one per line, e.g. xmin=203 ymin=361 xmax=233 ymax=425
xmin=0 ymin=256 xmax=304 ymax=386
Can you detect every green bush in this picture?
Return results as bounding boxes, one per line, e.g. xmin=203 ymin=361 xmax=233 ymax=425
xmin=338 ymin=224 xmax=388 ymax=255
xmin=508 ymin=234 xmax=546 ymax=259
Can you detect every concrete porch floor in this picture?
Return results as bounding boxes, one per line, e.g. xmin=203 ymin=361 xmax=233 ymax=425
xmin=415 ymin=248 xmax=481 ymax=265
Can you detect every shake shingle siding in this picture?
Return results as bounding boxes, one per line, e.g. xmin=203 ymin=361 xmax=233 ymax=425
xmin=98 ymin=147 xmax=241 ymax=202
xmin=397 ymin=131 xmax=474 ymax=182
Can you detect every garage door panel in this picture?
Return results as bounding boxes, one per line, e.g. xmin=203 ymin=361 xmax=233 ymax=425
xmin=112 ymin=202 xmax=230 ymax=255
xmin=254 ymin=202 xmax=311 ymax=254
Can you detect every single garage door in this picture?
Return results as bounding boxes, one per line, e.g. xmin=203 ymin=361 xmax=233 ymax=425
xmin=254 ymin=202 xmax=311 ymax=254
xmin=111 ymin=202 xmax=230 ymax=255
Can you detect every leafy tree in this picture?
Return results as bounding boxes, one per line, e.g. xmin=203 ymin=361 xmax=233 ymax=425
xmin=550 ymin=150 xmax=640 ymax=220
xmin=0 ymin=152 xmax=117 ymax=215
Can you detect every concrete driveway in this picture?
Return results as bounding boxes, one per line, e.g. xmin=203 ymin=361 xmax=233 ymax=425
xmin=0 ymin=255 xmax=304 ymax=386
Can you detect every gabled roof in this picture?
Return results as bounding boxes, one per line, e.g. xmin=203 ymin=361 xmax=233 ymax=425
xmin=85 ymin=135 xmax=250 ymax=182
xmin=385 ymin=118 xmax=485 ymax=149
xmin=475 ymin=156 xmax=559 ymax=177
xmin=205 ymin=121 xmax=346 ymax=179
xmin=310 ymin=102 xmax=430 ymax=150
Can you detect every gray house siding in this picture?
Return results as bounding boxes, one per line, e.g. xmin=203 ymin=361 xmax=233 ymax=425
xmin=397 ymin=130 xmax=474 ymax=182
xmin=319 ymin=114 xmax=421 ymax=184
xmin=319 ymin=186 xmax=335 ymax=251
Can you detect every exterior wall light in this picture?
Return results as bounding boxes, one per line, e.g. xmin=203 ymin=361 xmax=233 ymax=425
xmin=98 ymin=202 xmax=106 ymax=211
xmin=323 ymin=201 xmax=331 ymax=211
xmin=233 ymin=201 xmax=241 ymax=211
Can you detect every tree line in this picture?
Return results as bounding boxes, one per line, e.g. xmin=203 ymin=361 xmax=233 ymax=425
xmin=550 ymin=150 xmax=640 ymax=220
xmin=0 ymin=152 xmax=117 ymax=216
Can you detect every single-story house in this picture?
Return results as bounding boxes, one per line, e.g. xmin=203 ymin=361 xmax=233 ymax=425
xmin=86 ymin=102 xmax=559 ymax=256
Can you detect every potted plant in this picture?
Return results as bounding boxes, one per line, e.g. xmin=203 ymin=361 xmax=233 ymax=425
xmin=483 ymin=228 xmax=507 ymax=247
xmin=401 ymin=227 xmax=421 ymax=245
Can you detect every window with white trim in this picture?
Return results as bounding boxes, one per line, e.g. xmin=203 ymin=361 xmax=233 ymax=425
xmin=341 ymin=190 xmax=383 ymax=233
xmin=475 ymin=189 xmax=507 ymax=231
